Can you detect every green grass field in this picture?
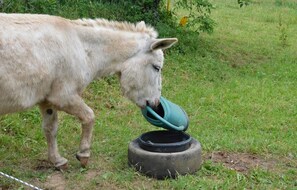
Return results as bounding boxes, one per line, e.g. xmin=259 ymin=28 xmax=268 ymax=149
xmin=1 ymin=0 xmax=297 ymax=189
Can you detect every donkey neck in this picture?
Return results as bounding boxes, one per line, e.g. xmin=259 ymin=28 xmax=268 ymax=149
xmin=72 ymin=20 xmax=153 ymax=79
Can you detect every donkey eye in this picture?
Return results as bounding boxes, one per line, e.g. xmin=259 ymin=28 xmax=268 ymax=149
xmin=152 ymin=65 xmax=161 ymax=72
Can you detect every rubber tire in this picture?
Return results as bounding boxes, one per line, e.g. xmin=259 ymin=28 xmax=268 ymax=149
xmin=128 ymin=138 xmax=202 ymax=179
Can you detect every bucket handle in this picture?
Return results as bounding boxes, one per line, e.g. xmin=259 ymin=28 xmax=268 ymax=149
xmin=146 ymin=106 xmax=186 ymax=131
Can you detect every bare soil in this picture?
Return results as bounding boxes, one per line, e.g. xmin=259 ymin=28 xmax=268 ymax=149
xmin=205 ymin=151 xmax=278 ymax=173
xmin=43 ymin=172 xmax=66 ymax=190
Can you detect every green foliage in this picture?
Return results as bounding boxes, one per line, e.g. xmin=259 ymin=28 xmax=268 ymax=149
xmin=0 ymin=0 xmax=58 ymax=14
xmin=173 ymin=0 xmax=215 ymax=34
xmin=0 ymin=0 xmax=164 ymax=24
xmin=0 ymin=0 xmax=215 ymax=36
xmin=237 ymin=0 xmax=251 ymax=7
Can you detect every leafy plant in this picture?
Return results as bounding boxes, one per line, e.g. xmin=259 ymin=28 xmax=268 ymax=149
xmin=172 ymin=0 xmax=215 ymax=34
xmin=26 ymin=0 xmax=58 ymax=14
xmin=0 ymin=0 xmax=57 ymax=14
xmin=0 ymin=0 xmax=215 ymax=35
xmin=238 ymin=0 xmax=251 ymax=7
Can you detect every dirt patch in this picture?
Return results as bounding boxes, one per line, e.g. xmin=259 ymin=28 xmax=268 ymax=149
xmin=85 ymin=170 xmax=99 ymax=180
xmin=76 ymin=169 xmax=120 ymax=190
xmin=34 ymin=159 xmax=53 ymax=171
xmin=42 ymin=172 xmax=66 ymax=190
xmin=206 ymin=151 xmax=277 ymax=173
xmin=0 ymin=184 xmax=12 ymax=190
xmin=96 ymin=182 xmax=121 ymax=190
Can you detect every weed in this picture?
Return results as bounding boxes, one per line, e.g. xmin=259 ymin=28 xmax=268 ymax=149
xmin=278 ymin=13 xmax=289 ymax=47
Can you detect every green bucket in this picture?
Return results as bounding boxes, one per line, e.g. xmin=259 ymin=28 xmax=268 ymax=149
xmin=141 ymin=97 xmax=189 ymax=131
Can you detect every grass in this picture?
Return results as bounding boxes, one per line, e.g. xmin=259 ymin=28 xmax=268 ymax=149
xmin=1 ymin=0 xmax=297 ymax=189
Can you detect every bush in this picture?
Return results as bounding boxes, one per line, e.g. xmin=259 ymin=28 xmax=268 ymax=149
xmin=0 ymin=0 xmax=215 ymax=54
xmin=0 ymin=0 xmax=214 ymax=33
xmin=173 ymin=0 xmax=215 ymax=34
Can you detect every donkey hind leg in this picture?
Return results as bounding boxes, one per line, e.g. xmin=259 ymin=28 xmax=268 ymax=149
xmin=39 ymin=102 xmax=68 ymax=170
xmin=55 ymin=95 xmax=95 ymax=167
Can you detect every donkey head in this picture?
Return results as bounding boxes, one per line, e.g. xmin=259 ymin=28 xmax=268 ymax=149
xmin=120 ymin=38 xmax=177 ymax=108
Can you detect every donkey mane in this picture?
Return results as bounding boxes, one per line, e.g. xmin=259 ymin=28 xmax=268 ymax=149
xmin=72 ymin=18 xmax=158 ymax=38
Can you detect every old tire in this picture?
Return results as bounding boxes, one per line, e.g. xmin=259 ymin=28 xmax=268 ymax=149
xmin=128 ymin=138 xmax=202 ymax=179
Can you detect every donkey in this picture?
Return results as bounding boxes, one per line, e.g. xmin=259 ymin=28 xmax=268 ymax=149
xmin=0 ymin=13 xmax=177 ymax=169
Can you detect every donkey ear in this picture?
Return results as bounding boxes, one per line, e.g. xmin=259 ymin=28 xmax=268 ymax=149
xmin=150 ymin=38 xmax=178 ymax=51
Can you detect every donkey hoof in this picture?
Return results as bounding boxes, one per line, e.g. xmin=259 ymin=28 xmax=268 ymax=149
xmin=55 ymin=163 xmax=68 ymax=171
xmin=76 ymin=154 xmax=89 ymax=168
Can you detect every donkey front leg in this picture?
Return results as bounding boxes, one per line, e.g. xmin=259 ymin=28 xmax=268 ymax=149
xmin=39 ymin=102 xmax=68 ymax=170
xmin=55 ymin=95 xmax=95 ymax=167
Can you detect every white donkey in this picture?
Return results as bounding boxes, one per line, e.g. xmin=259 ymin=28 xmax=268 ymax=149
xmin=0 ymin=13 xmax=177 ymax=169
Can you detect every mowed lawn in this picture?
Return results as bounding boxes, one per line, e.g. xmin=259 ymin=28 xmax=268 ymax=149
xmin=1 ymin=0 xmax=297 ymax=189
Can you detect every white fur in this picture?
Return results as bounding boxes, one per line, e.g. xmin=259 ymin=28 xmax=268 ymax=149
xmin=0 ymin=13 xmax=177 ymax=167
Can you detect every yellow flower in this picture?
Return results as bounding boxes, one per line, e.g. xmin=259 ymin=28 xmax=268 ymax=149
xmin=179 ymin=16 xmax=189 ymax=27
